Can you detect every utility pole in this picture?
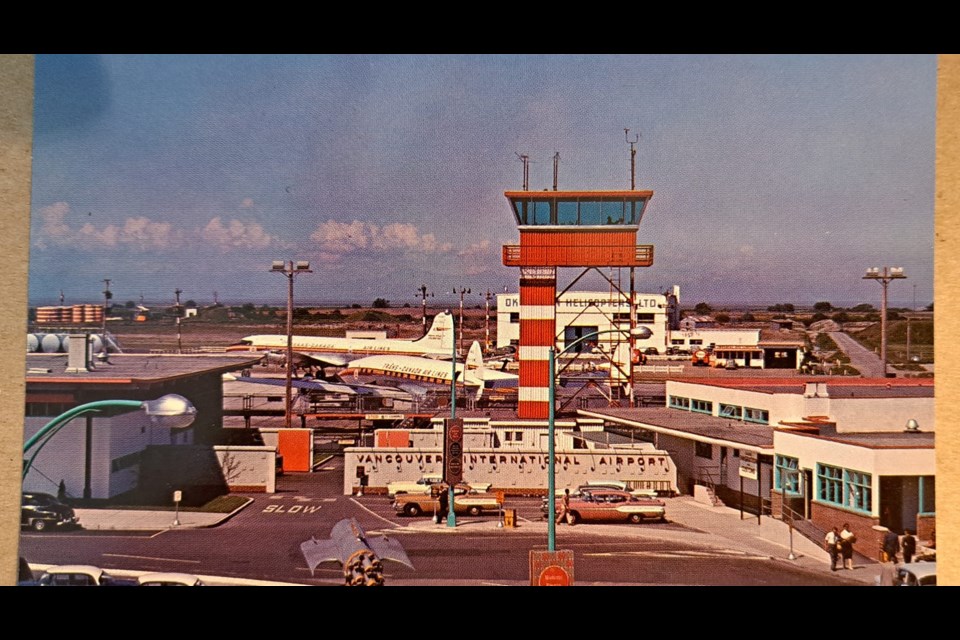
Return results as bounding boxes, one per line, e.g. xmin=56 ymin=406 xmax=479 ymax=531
xmin=416 ymin=284 xmax=434 ymax=337
xmin=552 ymin=152 xmax=560 ymax=191
xmin=453 ymin=287 xmax=472 ymax=357
xmin=625 ymin=128 xmax=640 ymax=190
xmin=174 ymin=288 xmax=183 ymax=354
xmin=101 ymin=279 xmax=112 ymax=359
xmin=863 ymin=267 xmax=907 ymax=377
xmin=516 ymin=153 xmax=530 ymax=191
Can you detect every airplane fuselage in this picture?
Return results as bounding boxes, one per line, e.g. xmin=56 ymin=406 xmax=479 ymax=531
xmin=228 ymin=335 xmax=450 ymax=357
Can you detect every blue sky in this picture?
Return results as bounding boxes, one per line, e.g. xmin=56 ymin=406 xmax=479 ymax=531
xmin=28 ymin=54 xmax=936 ymax=308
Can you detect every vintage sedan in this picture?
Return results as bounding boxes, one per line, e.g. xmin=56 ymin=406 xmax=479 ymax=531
xmin=21 ymin=492 xmax=80 ymax=532
xmin=393 ymin=484 xmax=500 ymax=517
xmin=897 ymin=563 xmax=936 ymax=586
xmin=37 ymin=565 xmax=137 ymax=587
xmin=137 ymin=572 xmax=205 ymax=586
xmin=545 ymin=488 xmax=666 ymax=524
xmin=386 ymin=474 xmax=492 ymax=497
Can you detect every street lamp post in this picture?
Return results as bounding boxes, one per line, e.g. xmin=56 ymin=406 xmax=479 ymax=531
xmin=23 ymin=394 xmax=197 ymax=480
xmin=271 ymin=260 xmax=313 ymax=429
xmin=546 ymin=325 xmax=652 ymax=551
xmin=863 ymin=267 xmax=906 ymax=376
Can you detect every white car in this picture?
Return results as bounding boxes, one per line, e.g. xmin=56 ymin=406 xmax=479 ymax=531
xmin=138 ymin=572 xmax=204 ymax=586
xmin=386 ymin=475 xmax=444 ymax=497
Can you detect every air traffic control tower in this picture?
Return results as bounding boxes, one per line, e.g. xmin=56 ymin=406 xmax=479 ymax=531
xmin=502 ymin=190 xmax=654 ymax=419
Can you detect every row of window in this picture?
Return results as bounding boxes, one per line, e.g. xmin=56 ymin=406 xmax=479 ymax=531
xmin=775 ymin=456 xmax=874 ymax=514
xmin=507 ymin=313 xmax=656 ymax=324
xmin=512 ymin=196 xmax=649 ymax=226
xmin=668 ymin=396 xmax=769 ymax=424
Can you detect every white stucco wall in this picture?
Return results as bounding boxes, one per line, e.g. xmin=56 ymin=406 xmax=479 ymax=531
xmin=212 ymin=445 xmax=276 ymax=493
xmin=343 ymin=447 xmax=677 ymax=495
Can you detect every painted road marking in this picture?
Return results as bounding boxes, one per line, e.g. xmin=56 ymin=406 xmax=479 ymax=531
xmin=103 ymin=553 xmax=201 ymax=564
xmin=262 ymin=504 xmax=323 ymax=514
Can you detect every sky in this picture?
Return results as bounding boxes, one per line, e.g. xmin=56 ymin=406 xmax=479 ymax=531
xmin=28 ymin=54 xmax=936 ymax=309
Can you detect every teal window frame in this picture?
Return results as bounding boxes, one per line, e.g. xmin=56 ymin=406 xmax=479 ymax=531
xmin=844 ymin=469 xmax=872 ymax=514
xmin=691 ymin=399 xmax=713 ymax=415
xmin=719 ymin=403 xmax=742 ymax=419
xmin=775 ymin=455 xmax=801 ymax=495
xmin=669 ymin=395 xmax=690 ymax=410
xmin=743 ymin=407 xmax=769 ymax=424
xmin=817 ymin=463 xmax=843 ymax=505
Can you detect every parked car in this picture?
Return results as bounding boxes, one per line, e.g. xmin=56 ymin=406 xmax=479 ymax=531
xmin=37 ymin=565 xmax=137 ymax=586
xmin=386 ymin=474 xmax=444 ymax=497
xmin=137 ymin=572 xmax=205 ymax=586
xmin=897 ymin=563 xmax=936 ymax=586
xmin=543 ymin=488 xmax=666 ymax=524
xmin=393 ymin=483 xmax=500 ymax=517
xmin=643 ymin=347 xmax=659 ymax=355
xmin=21 ymin=492 xmax=79 ymax=532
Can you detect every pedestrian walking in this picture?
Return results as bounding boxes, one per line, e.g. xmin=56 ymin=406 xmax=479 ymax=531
xmin=438 ymin=485 xmax=449 ymax=523
xmin=556 ymin=489 xmax=571 ymax=525
xmin=902 ymin=529 xmax=917 ymax=563
xmin=824 ymin=526 xmax=840 ymax=571
xmin=882 ymin=528 xmax=900 ymax=563
xmin=878 ymin=555 xmax=899 ymax=586
xmin=840 ymin=523 xmax=856 ymax=570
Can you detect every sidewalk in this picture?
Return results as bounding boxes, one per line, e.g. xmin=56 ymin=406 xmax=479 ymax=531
xmin=74 ymin=497 xmax=252 ymax=531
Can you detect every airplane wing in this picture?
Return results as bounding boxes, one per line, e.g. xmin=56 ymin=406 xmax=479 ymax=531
xmin=234 ymin=376 xmax=414 ymax=400
xmin=366 ymin=534 xmax=415 ymax=570
xmin=300 ymin=537 xmax=343 ymax=575
xmin=294 ymin=351 xmax=350 ymax=367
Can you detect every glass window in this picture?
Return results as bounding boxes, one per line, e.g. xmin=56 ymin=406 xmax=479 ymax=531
xmin=775 ymin=455 xmax=800 ymax=495
xmin=671 ymin=339 xmax=684 ymax=345
xmin=690 ymin=339 xmax=703 ymax=346
xmin=636 ymin=313 xmax=654 ymax=323
xmin=845 ymin=469 xmax=872 ymax=513
xmin=691 ymin=399 xmax=713 ymax=414
xmin=669 ymin=395 xmax=690 ymax=409
xmin=695 ymin=442 xmax=712 ymax=459
xmin=630 ymin=199 xmax=647 ymax=224
xmin=719 ymin=404 xmax=742 ymax=419
xmin=532 ymin=199 xmax=552 ymax=225
xmin=601 ymin=199 xmax=625 ymax=224
xmin=509 ymin=312 xmax=519 ymax=323
xmin=817 ymin=464 xmax=843 ymax=505
xmin=557 ymin=200 xmax=578 ymax=225
xmin=579 ymin=200 xmax=603 ymax=225
xmin=743 ymin=407 xmax=769 ymax=424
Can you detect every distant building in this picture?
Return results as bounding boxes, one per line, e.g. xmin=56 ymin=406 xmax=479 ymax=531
xmin=579 ymin=377 xmax=935 ymax=556
xmin=497 ymin=288 xmax=680 ymax=352
xmin=24 ymin=349 xmax=261 ymax=500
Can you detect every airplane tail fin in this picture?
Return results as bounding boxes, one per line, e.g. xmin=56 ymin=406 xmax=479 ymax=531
xmin=412 ymin=311 xmax=454 ymax=353
xmin=466 ymin=341 xmax=484 ymax=370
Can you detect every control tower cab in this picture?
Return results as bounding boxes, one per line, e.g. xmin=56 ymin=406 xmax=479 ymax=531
xmin=502 ymin=190 xmax=655 ymax=419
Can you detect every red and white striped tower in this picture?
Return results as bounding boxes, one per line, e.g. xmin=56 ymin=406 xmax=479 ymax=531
xmin=502 ymin=190 xmax=655 ymax=419
xmin=517 ymin=267 xmax=557 ymax=419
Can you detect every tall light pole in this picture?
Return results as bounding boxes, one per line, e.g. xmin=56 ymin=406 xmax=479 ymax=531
xmin=416 ymin=284 xmax=434 ymax=337
xmin=174 ymin=288 xmax=183 ymax=354
xmin=453 ymin=287 xmax=471 ymax=357
xmin=546 ymin=325 xmax=652 ymax=551
xmin=101 ymin=279 xmax=112 ymax=359
xmin=863 ymin=267 xmax=906 ymax=377
xmin=271 ymin=260 xmax=313 ymax=428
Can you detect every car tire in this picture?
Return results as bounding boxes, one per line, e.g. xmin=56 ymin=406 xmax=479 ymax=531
xmin=467 ymin=506 xmax=482 ymax=517
xmin=568 ymin=511 xmax=580 ymax=525
xmin=629 ymin=513 xmax=643 ymax=524
xmin=404 ymin=503 xmax=422 ymax=517
xmin=31 ymin=519 xmax=47 ymax=532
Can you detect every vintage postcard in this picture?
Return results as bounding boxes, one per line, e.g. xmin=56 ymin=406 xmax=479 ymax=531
xmin=2 ymin=54 xmax=953 ymax=586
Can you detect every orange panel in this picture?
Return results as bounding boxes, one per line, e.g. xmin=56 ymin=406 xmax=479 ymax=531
xmin=520 ymin=230 xmax=637 ymax=246
xmin=377 ymin=430 xmax=411 ymax=448
xmin=519 ymin=285 xmax=556 ymax=306
xmin=518 ymin=402 xmax=550 ymax=419
xmin=277 ymin=429 xmax=312 ymax=473
xmin=520 ymin=319 xmax=556 ymax=345
xmin=519 ymin=361 xmax=551 ymax=387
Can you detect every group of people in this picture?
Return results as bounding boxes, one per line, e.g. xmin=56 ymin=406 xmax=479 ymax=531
xmin=823 ymin=523 xmax=918 ymax=573
xmin=823 ymin=523 xmax=857 ymax=571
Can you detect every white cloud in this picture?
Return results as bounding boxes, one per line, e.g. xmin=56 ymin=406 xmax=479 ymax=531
xmin=201 ymin=217 xmax=273 ymax=250
xmin=35 ymin=202 xmax=72 ymax=248
xmin=310 ymin=220 xmax=453 ymax=256
xmin=240 ymin=198 xmax=255 ymax=208
xmin=35 ymin=202 xmax=181 ymax=250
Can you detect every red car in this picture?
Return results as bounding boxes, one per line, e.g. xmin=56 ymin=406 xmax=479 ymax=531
xmin=547 ymin=489 xmax=666 ymax=524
